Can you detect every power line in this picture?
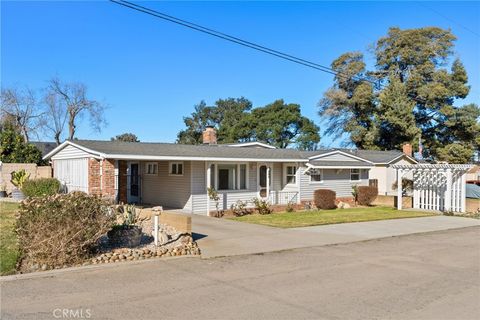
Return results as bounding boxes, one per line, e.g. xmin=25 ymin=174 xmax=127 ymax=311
xmin=111 ymin=0 xmax=434 ymax=104
xmin=110 ymin=0 xmax=379 ymax=87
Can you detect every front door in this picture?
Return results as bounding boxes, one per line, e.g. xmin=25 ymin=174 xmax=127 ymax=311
xmin=127 ymin=162 xmax=140 ymax=203
xmin=218 ymin=169 xmax=229 ymax=190
xmin=259 ymin=165 xmax=267 ymax=198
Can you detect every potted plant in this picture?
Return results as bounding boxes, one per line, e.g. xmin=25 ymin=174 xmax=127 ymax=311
xmin=10 ymin=169 xmax=30 ymax=200
xmin=0 ymin=182 xmax=6 ymax=198
xmin=107 ymin=204 xmax=143 ymax=247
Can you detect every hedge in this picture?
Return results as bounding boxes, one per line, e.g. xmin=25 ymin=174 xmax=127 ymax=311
xmin=357 ymin=186 xmax=378 ymax=206
xmin=22 ymin=178 xmax=61 ymax=198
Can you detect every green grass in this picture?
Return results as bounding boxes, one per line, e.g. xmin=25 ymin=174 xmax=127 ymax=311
xmin=0 ymin=202 xmax=20 ymax=275
xmin=230 ymin=206 xmax=435 ymax=228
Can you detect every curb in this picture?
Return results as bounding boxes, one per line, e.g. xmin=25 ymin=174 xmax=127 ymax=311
xmin=0 ymin=255 xmax=200 ymax=282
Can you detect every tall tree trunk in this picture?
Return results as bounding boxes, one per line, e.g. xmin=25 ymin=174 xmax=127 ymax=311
xmin=68 ymin=111 xmax=76 ymax=140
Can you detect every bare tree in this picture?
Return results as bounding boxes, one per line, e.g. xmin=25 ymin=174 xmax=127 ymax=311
xmin=0 ymin=87 xmax=43 ymax=142
xmin=48 ymin=77 xmax=106 ymax=140
xmin=41 ymin=91 xmax=68 ymax=145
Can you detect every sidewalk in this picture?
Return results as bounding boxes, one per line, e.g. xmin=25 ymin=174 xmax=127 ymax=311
xmin=193 ymin=215 xmax=480 ymax=258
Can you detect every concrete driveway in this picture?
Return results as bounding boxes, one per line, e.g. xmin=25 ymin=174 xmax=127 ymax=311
xmin=193 ymin=214 xmax=480 ymax=258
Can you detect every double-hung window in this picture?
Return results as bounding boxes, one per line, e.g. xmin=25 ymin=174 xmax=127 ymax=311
xmin=285 ymin=165 xmax=297 ymax=184
xmin=170 ymin=162 xmax=183 ymax=176
xmin=310 ymin=168 xmax=323 ymax=183
xmin=145 ymin=162 xmax=158 ymax=175
xmin=350 ymin=168 xmax=361 ymax=181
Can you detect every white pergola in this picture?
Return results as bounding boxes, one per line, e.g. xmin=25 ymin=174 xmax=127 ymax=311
xmin=392 ymin=164 xmax=473 ymax=213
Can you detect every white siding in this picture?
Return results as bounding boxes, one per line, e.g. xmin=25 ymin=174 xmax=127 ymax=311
xmin=53 ymin=159 xmax=89 ymax=193
xmin=300 ymin=166 xmax=369 ymax=199
xmin=51 ymin=144 xmax=92 ymax=160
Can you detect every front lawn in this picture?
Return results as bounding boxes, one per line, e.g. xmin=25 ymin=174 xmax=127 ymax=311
xmin=230 ymin=206 xmax=435 ymax=228
xmin=0 ymin=202 xmax=20 ymax=275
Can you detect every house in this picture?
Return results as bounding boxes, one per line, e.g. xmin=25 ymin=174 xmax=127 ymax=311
xmin=43 ymin=128 xmax=416 ymax=215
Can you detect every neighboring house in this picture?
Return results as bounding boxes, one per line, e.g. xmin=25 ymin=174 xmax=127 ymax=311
xmin=43 ymin=128 xmax=415 ymax=215
xmin=466 ymin=165 xmax=480 ymax=183
xmin=363 ymin=145 xmax=418 ymax=196
xmin=31 ymin=141 xmax=57 ymax=158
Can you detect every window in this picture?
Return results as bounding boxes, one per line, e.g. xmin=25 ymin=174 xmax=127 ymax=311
xmin=310 ymin=168 xmax=323 ymax=183
xmin=145 ymin=162 xmax=158 ymax=175
xmin=212 ymin=163 xmax=248 ymax=190
xmin=170 ymin=162 xmax=184 ymax=175
xmin=350 ymin=169 xmax=361 ymax=181
xmin=285 ymin=165 xmax=297 ymax=184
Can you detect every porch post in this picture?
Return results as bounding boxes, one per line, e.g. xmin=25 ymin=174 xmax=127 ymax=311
xmin=206 ymin=162 xmax=211 ymax=216
xmin=445 ymin=168 xmax=452 ymax=212
xmin=266 ymin=165 xmax=271 ymax=201
xmin=461 ymin=171 xmax=466 ymax=213
xmin=397 ymin=169 xmax=403 ymax=210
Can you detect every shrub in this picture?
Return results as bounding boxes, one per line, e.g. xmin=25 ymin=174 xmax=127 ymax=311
xmin=357 ymin=186 xmax=378 ymax=206
xmin=10 ymin=169 xmax=30 ymax=189
xmin=16 ymin=192 xmax=115 ymax=268
xmin=314 ymin=189 xmax=336 ymax=209
xmin=286 ymin=202 xmax=295 ymax=212
xmin=252 ymin=198 xmax=272 ymax=215
xmin=230 ymin=200 xmax=252 ymax=217
xmin=22 ymin=178 xmax=61 ymax=198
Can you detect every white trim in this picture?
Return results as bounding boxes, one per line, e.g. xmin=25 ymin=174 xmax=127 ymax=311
xmin=105 ymin=154 xmax=307 ymax=162
xmin=144 ymin=162 xmax=158 ymax=175
xmin=305 ymin=163 xmax=373 ymax=170
xmin=308 ymin=150 xmax=375 ymax=164
xmin=283 ymin=164 xmax=298 ymax=186
xmin=350 ymin=168 xmax=361 ymax=182
xmin=214 ymin=162 xmax=249 ymax=191
xmin=43 ymin=140 xmax=104 ymax=160
xmin=169 ymin=161 xmax=184 ymax=176
xmin=226 ymin=142 xmax=276 ymax=149
xmin=309 ymin=168 xmax=324 ymax=184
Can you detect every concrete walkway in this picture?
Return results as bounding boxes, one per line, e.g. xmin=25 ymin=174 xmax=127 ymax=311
xmin=193 ymin=215 xmax=480 ymax=258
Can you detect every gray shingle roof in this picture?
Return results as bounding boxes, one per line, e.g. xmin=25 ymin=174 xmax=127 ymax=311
xmin=51 ymin=140 xmax=413 ymax=164
xmin=71 ymin=140 xmax=322 ymax=160
xmin=31 ymin=141 xmax=57 ymax=157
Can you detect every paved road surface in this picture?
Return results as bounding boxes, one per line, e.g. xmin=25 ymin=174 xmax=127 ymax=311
xmin=2 ymin=227 xmax=479 ymax=320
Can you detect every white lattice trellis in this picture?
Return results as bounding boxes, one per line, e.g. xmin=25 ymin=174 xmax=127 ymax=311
xmin=392 ymin=164 xmax=472 ymax=213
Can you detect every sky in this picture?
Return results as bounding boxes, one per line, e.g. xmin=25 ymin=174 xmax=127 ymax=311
xmin=2 ymin=1 xmax=479 ymax=147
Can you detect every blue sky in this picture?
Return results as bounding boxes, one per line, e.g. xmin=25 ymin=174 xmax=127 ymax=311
xmin=2 ymin=1 xmax=479 ymax=147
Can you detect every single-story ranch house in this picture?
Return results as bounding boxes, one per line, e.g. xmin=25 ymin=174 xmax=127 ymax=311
xmin=44 ymin=128 xmax=417 ymax=215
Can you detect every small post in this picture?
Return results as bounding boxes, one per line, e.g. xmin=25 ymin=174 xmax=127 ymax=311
xmin=461 ymin=171 xmax=466 ymax=213
xmin=154 ymin=214 xmax=159 ymax=246
xmin=397 ymin=169 xmax=403 ymax=210
xmin=445 ymin=168 xmax=452 ymax=212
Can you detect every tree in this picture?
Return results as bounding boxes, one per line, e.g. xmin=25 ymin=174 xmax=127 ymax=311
xmin=0 ymin=123 xmax=43 ymax=164
xmin=237 ymin=100 xmax=320 ymax=149
xmin=177 ymin=98 xmax=320 ymax=150
xmin=0 ymin=87 xmax=43 ymax=142
xmin=41 ymin=91 xmax=68 ymax=145
xmin=48 ymin=77 xmax=106 ymax=141
xmin=111 ymin=133 xmax=140 ymax=142
xmin=320 ymin=27 xmax=479 ymax=163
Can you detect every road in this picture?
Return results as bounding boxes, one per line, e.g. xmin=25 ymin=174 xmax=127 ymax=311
xmin=1 ymin=227 xmax=479 ymax=320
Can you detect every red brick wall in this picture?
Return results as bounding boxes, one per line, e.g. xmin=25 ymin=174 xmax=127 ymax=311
xmin=88 ymin=158 xmax=101 ymax=196
xmin=88 ymin=158 xmax=117 ymax=200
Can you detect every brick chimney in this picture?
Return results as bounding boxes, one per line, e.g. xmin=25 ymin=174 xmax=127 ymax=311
xmin=402 ymin=143 xmax=413 ymax=157
xmin=202 ymin=126 xmax=217 ymax=145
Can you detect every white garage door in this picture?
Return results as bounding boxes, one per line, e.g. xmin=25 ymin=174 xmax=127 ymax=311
xmin=54 ymin=158 xmax=89 ymax=193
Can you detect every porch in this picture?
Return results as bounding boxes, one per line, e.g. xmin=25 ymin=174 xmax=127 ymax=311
xmin=121 ymin=159 xmax=302 ymax=215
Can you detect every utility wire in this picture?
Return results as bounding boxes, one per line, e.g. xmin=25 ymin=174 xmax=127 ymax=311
xmin=111 ymin=0 xmax=434 ymax=104
xmin=110 ymin=0 xmax=379 ymax=86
